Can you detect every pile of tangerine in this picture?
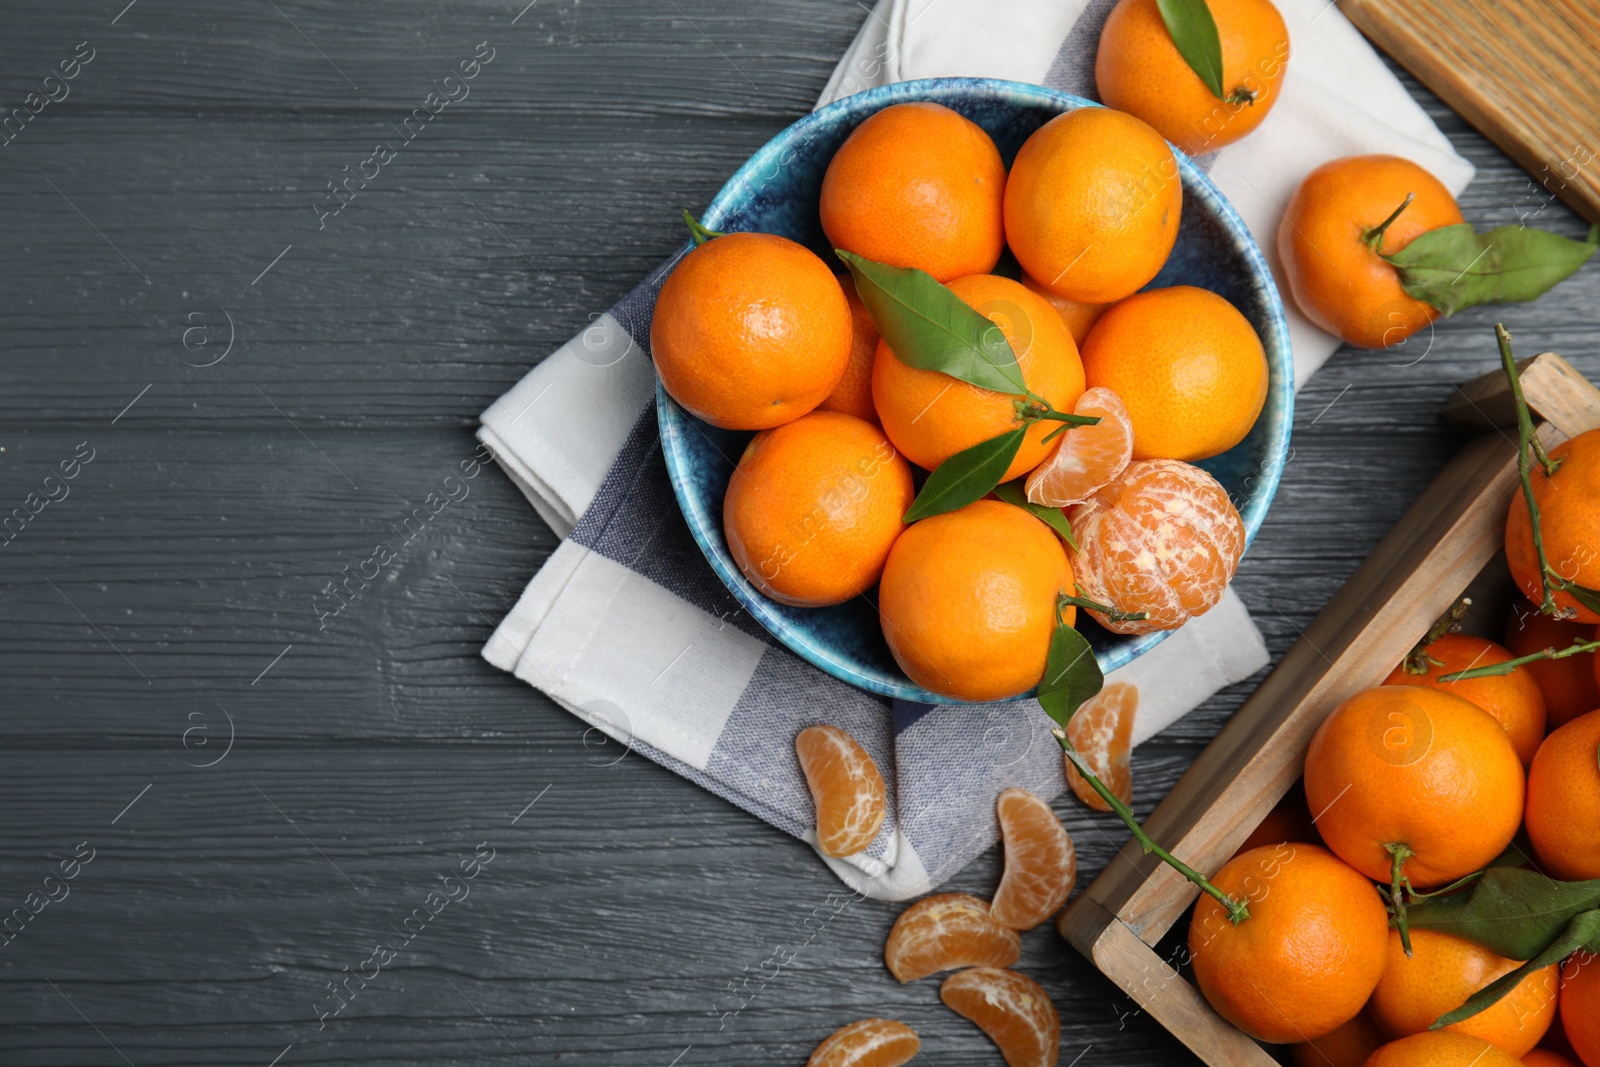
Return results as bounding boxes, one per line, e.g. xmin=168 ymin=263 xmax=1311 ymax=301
xmin=652 ymin=101 xmax=1270 ymax=703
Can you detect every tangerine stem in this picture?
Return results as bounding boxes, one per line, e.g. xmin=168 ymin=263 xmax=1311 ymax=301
xmin=1051 ymin=728 xmax=1251 ymax=925
xmin=1387 ymin=843 xmax=1415 ymax=957
xmin=1364 ymin=193 xmax=1415 ymax=254
xmin=1400 ymin=597 xmax=1472 ymax=675
xmin=682 ymin=210 xmax=724 ymax=246
xmin=1439 ymin=637 xmax=1600 ymax=681
xmin=1227 ymin=85 xmax=1258 ymax=107
xmin=1060 ymin=586 xmax=1150 ymax=624
xmin=1498 ymin=325 xmax=1562 ymax=615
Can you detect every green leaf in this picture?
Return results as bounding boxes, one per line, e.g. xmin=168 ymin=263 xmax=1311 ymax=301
xmin=902 ymin=429 xmax=1025 ymax=523
xmin=1155 ymin=0 xmax=1226 ymax=100
xmin=993 ymin=480 xmax=1079 ymax=550
xmin=837 ymin=250 xmax=1026 ymax=395
xmin=1433 ymin=909 xmax=1600 ymax=1029
xmin=1038 ymin=620 xmax=1103 ymax=727
xmin=1408 ymin=866 xmax=1600 ymax=960
xmin=1559 ymin=580 xmax=1600 ymax=616
xmin=1386 ymin=223 xmax=1599 ymax=316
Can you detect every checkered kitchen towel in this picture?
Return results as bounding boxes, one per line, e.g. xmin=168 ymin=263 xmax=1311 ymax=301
xmin=480 ymin=0 xmax=1474 ymax=900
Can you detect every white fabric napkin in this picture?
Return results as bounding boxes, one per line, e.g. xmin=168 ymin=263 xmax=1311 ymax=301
xmin=478 ymin=0 xmax=1474 ymax=900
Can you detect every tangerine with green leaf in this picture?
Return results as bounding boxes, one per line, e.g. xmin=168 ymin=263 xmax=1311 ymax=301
xmin=1095 ymin=0 xmax=1291 ymax=156
xmin=1369 ymin=928 xmax=1556 ymax=1057
xmin=871 ymin=273 xmax=1085 ymax=480
xmin=1278 ymin=154 xmax=1464 ymax=350
xmin=878 ymin=499 xmax=1073 ymax=702
xmin=1505 ymin=427 xmax=1600 ymax=624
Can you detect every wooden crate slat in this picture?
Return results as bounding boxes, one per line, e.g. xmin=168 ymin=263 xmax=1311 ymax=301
xmin=1338 ymin=0 xmax=1600 ymax=225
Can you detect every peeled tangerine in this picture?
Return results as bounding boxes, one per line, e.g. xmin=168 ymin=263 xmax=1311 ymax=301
xmin=796 ymin=725 xmax=886 ymax=858
xmin=991 ymin=788 xmax=1077 ymax=930
xmin=805 ymin=1019 xmax=920 ymax=1067
xmin=883 ymin=893 xmax=1020 ymax=983
xmin=940 ymin=967 xmax=1061 ymax=1067
xmin=1069 ymin=459 xmax=1245 ymax=634
xmin=1063 ymin=682 xmax=1137 ymax=812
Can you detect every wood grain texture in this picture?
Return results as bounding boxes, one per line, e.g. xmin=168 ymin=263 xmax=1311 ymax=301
xmin=1 ymin=1 xmax=1599 ymax=1065
xmin=1339 ymin=0 xmax=1600 ymax=224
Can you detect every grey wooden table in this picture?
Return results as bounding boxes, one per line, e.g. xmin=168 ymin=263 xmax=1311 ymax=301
xmin=1 ymin=2 xmax=1595 ymax=1064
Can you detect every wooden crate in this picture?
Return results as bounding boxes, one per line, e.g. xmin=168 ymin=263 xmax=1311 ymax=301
xmin=1058 ymin=353 xmax=1600 ymax=1066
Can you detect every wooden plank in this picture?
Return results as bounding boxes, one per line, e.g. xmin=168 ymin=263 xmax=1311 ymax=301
xmin=1338 ymin=0 xmax=1600 ymax=224
xmin=1443 ymin=351 xmax=1600 ymax=436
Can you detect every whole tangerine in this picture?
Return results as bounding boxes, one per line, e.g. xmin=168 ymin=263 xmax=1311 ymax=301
xmin=820 ymin=102 xmax=1006 ymax=282
xmin=817 ymin=275 xmax=882 ymax=424
xmin=1384 ymin=633 xmax=1547 ymax=765
xmin=1524 ymin=708 xmax=1600 ymax=881
xmin=1188 ymin=843 xmax=1389 ymax=1044
xmin=1096 ymin=0 xmax=1291 ymax=156
xmin=1506 ymin=428 xmax=1600 ymax=624
xmin=652 ymin=231 xmax=851 ymax=429
xmin=1079 ymin=285 xmax=1268 ymax=461
xmin=1278 ymin=154 xmax=1464 ymax=350
xmin=878 ymin=499 xmax=1074 ymax=702
xmin=1369 ymin=928 xmax=1556 ymax=1057
xmin=872 ymin=273 xmax=1085 ymax=481
xmin=723 ymin=411 xmax=914 ymax=607
xmin=1303 ymin=686 xmax=1524 ymax=887
xmin=1004 ymin=107 xmax=1182 ymax=305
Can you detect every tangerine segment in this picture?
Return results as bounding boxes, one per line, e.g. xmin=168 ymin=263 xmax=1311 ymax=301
xmin=1506 ymin=428 xmax=1600 ymax=624
xmin=940 ymin=967 xmax=1060 ymax=1067
xmin=883 ymin=893 xmax=1021 ymax=983
xmin=1024 ymin=387 xmax=1135 ymax=508
xmin=1369 ymin=929 xmax=1555 ymax=1057
xmin=651 ymin=231 xmax=851 ymax=429
xmin=1303 ymin=686 xmax=1525 ymax=887
xmin=1063 ymin=683 xmax=1136 ymax=813
xmin=1363 ymin=1032 xmax=1522 ymax=1067
xmin=872 ymin=273 xmax=1085 ymax=481
xmin=819 ymin=101 xmax=1006 ymax=282
xmin=990 ymin=788 xmax=1078 ymax=930
xmin=1068 ymin=459 xmax=1245 ymax=634
xmin=796 ymin=724 xmax=887 ymax=858
xmin=1505 ymin=609 xmax=1598 ymax=729
xmin=1563 ymin=951 xmax=1600 ymax=1067
xmin=1189 ymin=844 xmax=1389 ymax=1044
xmin=723 ymin=411 xmax=915 ymax=607
xmin=806 ymin=1019 xmax=920 ymax=1067
xmin=1383 ymin=633 xmax=1547 ymax=765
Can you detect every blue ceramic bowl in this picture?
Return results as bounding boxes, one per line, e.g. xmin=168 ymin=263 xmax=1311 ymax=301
xmin=658 ymin=77 xmax=1293 ymax=704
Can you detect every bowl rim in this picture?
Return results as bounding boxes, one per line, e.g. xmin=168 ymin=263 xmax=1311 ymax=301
xmin=657 ymin=76 xmax=1295 ymax=705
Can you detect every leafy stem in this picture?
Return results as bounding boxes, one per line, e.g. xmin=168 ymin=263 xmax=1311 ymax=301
xmin=1499 ymin=325 xmax=1561 ymax=615
xmin=1400 ymin=597 xmax=1471 ymax=674
xmin=1052 ymin=729 xmax=1250 ymax=924
xmin=1387 ymin=843 xmax=1417 ymax=957
xmin=1363 ymin=193 xmax=1414 ymax=255
xmin=1439 ymin=637 xmax=1600 ymax=681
